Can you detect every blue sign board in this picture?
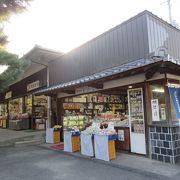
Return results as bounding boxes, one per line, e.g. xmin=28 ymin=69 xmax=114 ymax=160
xmin=169 ymin=87 xmax=180 ymax=119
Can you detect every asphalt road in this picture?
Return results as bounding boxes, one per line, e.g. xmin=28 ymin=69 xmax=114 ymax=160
xmin=0 ymin=145 xmax=179 ymax=180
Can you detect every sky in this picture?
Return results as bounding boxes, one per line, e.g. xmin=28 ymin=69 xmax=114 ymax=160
xmin=4 ymin=0 xmax=180 ymax=57
xmin=0 ymin=65 xmax=8 ymax=75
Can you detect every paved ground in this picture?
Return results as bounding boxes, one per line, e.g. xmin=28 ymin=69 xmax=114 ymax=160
xmin=42 ymin=143 xmax=180 ymax=178
xmin=0 ymin=128 xmax=45 ymax=143
xmin=0 ymin=145 xmax=180 ymax=180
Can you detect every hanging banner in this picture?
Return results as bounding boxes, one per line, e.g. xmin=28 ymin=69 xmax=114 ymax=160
xmin=169 ymin=87 xmax=180 ymax=119
xmin=151 ymin=99 xmax=160 ymax=121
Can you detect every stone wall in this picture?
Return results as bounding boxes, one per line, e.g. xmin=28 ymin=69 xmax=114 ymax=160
xmin=150 ymin=125 xmax=180 ymax=164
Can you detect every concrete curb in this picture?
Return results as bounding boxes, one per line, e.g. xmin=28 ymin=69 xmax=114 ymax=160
xmin=40 ymin=144 xmax=167 ymax=180
xmin=0 ymin=134 xmax=45 ymax=147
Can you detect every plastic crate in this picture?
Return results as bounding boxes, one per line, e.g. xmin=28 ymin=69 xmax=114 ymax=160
xmin=72 ymin=135 xmax=80 ymax=152
xmin=108 ymin=134 xmax=117 ymax=140
xmin=108 ymin=140 xmax=116 ymax=160
xmin=53 ymin=131 xmax=60 ymax=144
xmin=71 ymin=131 xmax=81 ymax=136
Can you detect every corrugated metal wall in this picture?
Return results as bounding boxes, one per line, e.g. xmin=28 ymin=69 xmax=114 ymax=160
xmin=49 ymin=12 xmax=149 ymax=85
xmin=49 ymin=11 xmax=180 ymax=86
xmin=147 ymin=15 xmax=180 ymax=60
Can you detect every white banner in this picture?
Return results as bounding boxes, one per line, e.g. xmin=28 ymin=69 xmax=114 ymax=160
xmin=151 ymin=99 xmax=160 ymax=121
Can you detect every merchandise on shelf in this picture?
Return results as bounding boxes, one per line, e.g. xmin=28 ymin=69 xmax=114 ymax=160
xmin=25 ymin=95 xmax=32 ymax=114
xmin=9 ymin=98 xmax=23 ymax=120
xmin=63 ymin=115 xmax=88 ymax=130
xmin=81 ymin=122 xmax=117 ymax=136
xmin=33 ymin=95 xmax=47 ymax=130
xmin=96 ymin=111 xmax=129 ymax=126
xmin=62 ymin=93 xmax=128 ymax=130
xmin=0 ymin=104 xmax=7 ymax=128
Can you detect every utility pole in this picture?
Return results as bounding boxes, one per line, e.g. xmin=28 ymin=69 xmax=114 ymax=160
xmin=167 ymin=0 xmax=173 ymax=25
xmin=161 ymin=0 xmax=173 ymax=25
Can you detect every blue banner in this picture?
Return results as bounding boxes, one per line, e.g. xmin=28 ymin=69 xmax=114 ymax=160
xmin=169 ymin=87 xmax=180 ymax=119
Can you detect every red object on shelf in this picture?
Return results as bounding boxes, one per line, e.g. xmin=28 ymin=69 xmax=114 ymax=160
xmin=98 ymin=96 xmax=104 ymax=102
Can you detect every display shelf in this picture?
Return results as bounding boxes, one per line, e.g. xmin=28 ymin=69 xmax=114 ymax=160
xmin=33 ymin=104 xmax=47 ymax=130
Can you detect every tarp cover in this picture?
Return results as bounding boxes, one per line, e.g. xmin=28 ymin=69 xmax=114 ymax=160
xmin=46 ymin=128 xmax=54 ymax=143
xmin=81 ymin=134 xmax=94 ymax=156
xmin=94 ymin=135 xmax=109 ymax=161
xmin=64 ymin=131 xmax=72 ymax=152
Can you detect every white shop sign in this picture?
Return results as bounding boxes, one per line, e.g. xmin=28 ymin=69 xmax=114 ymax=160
xmin=151 ymin=99 xmax=160 ymax=121
xmin=75 ymin=86 xmax=97 ymax=94
xmin=5 ymin=91 xmax=12 ymax=99
xmin=27 ymin=80 xmax=40 ymax=92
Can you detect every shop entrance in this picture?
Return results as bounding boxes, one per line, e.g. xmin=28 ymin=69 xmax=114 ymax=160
xmin=61 ymin=86 xmax=146 ymax=155
xmin=128 ymin=88 xmax=146 ymax=155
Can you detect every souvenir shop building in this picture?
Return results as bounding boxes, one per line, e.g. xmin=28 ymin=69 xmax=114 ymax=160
xmin=36 ymin=11 xmax=180 ymax=164
xmin=0 ymin=46 xmax=63 ymax=130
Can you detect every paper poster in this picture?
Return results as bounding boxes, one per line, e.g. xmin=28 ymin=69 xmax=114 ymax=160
xmin=118 ymin=130 xmax=124 ymax=141
xmin=161 ymin=107 xmax=166 ymax=120
xmin=151 ymin=99 xmax=160 ymax=121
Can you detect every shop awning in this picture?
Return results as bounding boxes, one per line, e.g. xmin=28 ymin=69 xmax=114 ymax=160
xmin=35 ymin=57 xmax=180 ymax=95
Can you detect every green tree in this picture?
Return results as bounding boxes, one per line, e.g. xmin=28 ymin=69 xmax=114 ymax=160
xmin=0 ymin=0 xmax=32 ymax=92
xmin=0 ymin=50 xmax=29 ymax=92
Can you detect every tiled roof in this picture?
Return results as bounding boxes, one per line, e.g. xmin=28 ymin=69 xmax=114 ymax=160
xmin=35 ymin=57 xmax=180 ymax=95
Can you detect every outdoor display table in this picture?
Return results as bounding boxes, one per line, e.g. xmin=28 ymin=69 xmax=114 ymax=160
xmin=80 ymin=134 xmax=94 ymax=156
xmin=46 ymin=128 xmax=61 ymax=144
xmin=94 ymin=134 xmax=116 ymax=161
xmin=64 ymin=131 xmax=80 ymax=152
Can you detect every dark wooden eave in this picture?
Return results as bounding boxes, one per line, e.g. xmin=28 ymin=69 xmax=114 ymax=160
xmin=35 ymin=60 xmax=180 ymax=96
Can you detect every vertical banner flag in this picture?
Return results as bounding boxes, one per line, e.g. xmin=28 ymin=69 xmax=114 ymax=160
xmin=169 ymin=87 xmax=180 ymax=119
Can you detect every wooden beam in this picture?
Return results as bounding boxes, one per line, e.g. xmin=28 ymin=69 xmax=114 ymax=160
xmin=145 ymin=66 xmax=159 ymax=80
xmin=61 ymin=89 xmax=75 ymax=94
xmin=88 ymin=83 xmax=103 ymax=89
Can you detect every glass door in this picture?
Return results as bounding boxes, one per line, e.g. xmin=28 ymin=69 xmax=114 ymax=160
xmin=128 ymin=88 xmax=146 ymax=154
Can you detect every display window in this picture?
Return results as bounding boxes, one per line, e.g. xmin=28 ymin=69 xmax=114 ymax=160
xmin=150 ymin=84 xmax=166 ymax=122
xmin=62 ymin=90 xmax=129 ymax=130
xmin=0 ymin=104 xmax=7 ymax=116
xmin=128 ymin=88 xmax=144 ymax=134
xmin=0 ymin=103 xmax=7 ymax=128
xmin=33 ymin=95 xmax=47 ymax=130
xmin=25 ymin=95 xmax=32 ymax=114
xmin=168 ymin=84 xmax=180 ymax=123
xmin=9 ymin=98 xmax=23 ymax=120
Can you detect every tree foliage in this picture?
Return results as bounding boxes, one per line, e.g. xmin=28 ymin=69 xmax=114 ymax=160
xmin=0 ymin=0 xmax=32 ymax=21
xmin=0 ymin=0 xmax=32 ymax=92
xmin=0 ymin=50 xmax=30 ymax=92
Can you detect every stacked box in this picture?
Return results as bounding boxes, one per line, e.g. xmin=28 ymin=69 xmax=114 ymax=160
xmin=72 ymin=136 xmax=80 ymax=152
xmin=108 ymin=140 xmax=116 ymax=160
xmin=53 ymin=131 xmax=60 ymax=144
